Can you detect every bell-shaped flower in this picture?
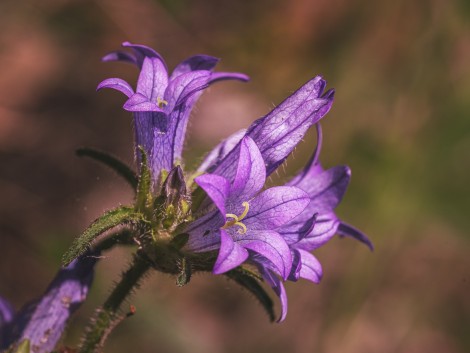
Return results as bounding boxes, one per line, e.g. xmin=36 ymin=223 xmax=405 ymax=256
xmin=185 ymin=136 xmax=310 ymax=280
xmin=256 ymin=125 xmax=372 ymax=321
xmin=0 ymin=253 xmax=98 ymax=353
xmin=203 ymin=76 xmax=334 ymax=181
xmin=98 ymin=42 xmax=249 ymax=185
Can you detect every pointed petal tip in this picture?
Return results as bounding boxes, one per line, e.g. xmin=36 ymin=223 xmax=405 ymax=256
xmin=96 ymin=78 xmax=135 ymax=98
xmin=323 ymin=88 xmax=335 ymax=100
xmin=338 ymin=222 xmax=374 ymax=251
xmin=209 ymin=72 xmax=250 ymax=84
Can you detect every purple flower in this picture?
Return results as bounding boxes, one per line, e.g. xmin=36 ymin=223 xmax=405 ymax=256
xmin=98 ymin=42 xmax=249 ymax=185
xmin=195 ymin=77 xmax=370 ymax=321
xmin=261 ymin=125 xmax=372 ymax=321
xmin=185 ymin=136 xmax=310 ymax=279
xmin=0 ymin=253 xmax=98 ymax=353
xmin=203 ymin=76 xmax=334 ymax=181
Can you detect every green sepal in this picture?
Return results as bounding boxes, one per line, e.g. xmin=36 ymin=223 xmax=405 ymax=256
xmin=176 ymin=257 xmax=191 ymax=287
xmin=135 ymin=147 xmax=152 ymax=213
xmin=226 ymin=267 xmax=275 ymax=322
xmin=76 ymin=147 xmax=138 ymax=190
xmin=62 ymin=206 xmax=144 ymax=266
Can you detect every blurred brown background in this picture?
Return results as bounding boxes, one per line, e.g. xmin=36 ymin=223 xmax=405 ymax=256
xmin=1 ymin=0 xmax=469 ymax=352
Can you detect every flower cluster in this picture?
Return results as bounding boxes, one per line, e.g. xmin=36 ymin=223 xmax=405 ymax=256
xmin=0 ymin=42 xmax=371 ymax=353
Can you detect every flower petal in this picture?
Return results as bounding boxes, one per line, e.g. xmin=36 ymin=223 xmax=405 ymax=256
xmin=261 ymin=268 xmax=288 ymax=323
xmin=293 ymin=212 xmax=340 ymax=251
xmin=230 ymin=136 xmax=266 ymax=200
xmin=213 ymin=230 xmax=249 ymax=274
xmin=185 ymin=212 xmax=225 ymax=252
xmin=197 ymin=129 xmax=246 ymax=173
xmin=101 ymin=50 xmax=137 ymax=65
xmin=136 ymin=57 xmax=169 ymax=100
xmin=171 ymin=55 xmax=220 ymax=79
xmin=337 ymin=222 xmax=374 ymax=251
xmin=211 ymin=76 xmax=334 ymax=179
xmin=237 ymin=230 xmax=292 ymax=280
xmin=4 ymin=252 xmax=98 ymax=353
xmin=208 ymin=72 xmax=250 ymax=84
xmin=124 ymin=93 xmax=164 ymax=112
xmin=195 ymin=174 xmax=230 ymax=215
xmin=97 ymin=78 xmax=135 ymax=98
xmin=290 ymin=165 xmax=351 ymax=211
xmin=296 ymin=249 xmax=322 ymax=283
xmin=122 ymin=41 xmax=166 ymax=69
xmin=243 ymin=186 xmax=310 ymax=230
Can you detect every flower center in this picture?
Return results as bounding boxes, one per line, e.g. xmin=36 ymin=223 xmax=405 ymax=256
xmin=221 ymin=202 xmax=250 ymax=234
xmin=157 ymin=97 xmax=168 ymax=108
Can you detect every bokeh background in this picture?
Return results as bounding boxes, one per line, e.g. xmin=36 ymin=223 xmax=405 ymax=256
xmin=1 ymin=0 xmax=469 ymax=352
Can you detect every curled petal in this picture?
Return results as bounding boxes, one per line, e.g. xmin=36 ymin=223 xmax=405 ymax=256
xmin=337 ymin=222 xmax=374 ymax=251
xmin=122 ymin=41 xmax=166 ymax=69
xmin=230 ymin=137 xmax=266 ymax=200
xmin=214 ymin=230 xmax=249 ymax=274
xmin=195 ymin=174 xmax=230 ymax=215
xmin=262 ymin=269 xmax=288 ymax=323
xmin=101 ymin=50 xmax=137 ymax=65
xmin=166 ymin=71 xmax=249 ymax=110
xmin=208 ymin=72 xmax=250 ymax=84
xmin=171 ymin=55 xmax=220 ymax=79
xmin=243 ymin=187 xmax=310 ymax=230
xmin=97 ymin=78 xmax=134 ymax=98
xmin=237 ymin=230 xmax=292 ymax=280
xmin=288 ymin=249 xmax=303 ymax=281
xmin=293 ymin=213 xmax=340 ymax=251
xmin=296 ymin=249 xmax=322 ymax=283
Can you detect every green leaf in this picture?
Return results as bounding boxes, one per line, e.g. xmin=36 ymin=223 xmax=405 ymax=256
xmin=76 ymin=147 xmax=138 ymax=190
xmin=226 ymin=267 xmax=275 ymax=322
xmin=62 ymin=206 xmax=144 ymax=266
xmin=135 ymin=146 xmax=152 ymax=213
xmin=94 ymin=228 xmax=135 ymax=252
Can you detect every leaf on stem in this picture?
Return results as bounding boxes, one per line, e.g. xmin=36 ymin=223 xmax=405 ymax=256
xmin=76 ymin=147 xmax=138 ymax=190
xmin=62 ymin=206 xmax=144 ymax=266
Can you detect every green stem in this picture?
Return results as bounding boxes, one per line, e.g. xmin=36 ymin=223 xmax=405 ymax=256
xmin=79 ymin=253 xmax=151 ymax=353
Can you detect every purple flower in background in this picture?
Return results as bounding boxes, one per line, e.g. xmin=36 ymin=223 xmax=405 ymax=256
xmin=0 ymin=253 xmax=98 ymax=353
xmin=185 ymin=136 xmax=310 ymax=279
xmin=98 ymin=42 xmax=249 ymax=185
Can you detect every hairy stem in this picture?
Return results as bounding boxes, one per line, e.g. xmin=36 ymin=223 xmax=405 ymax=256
xmin=78 ymin=253 xmax=151 ymax=353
